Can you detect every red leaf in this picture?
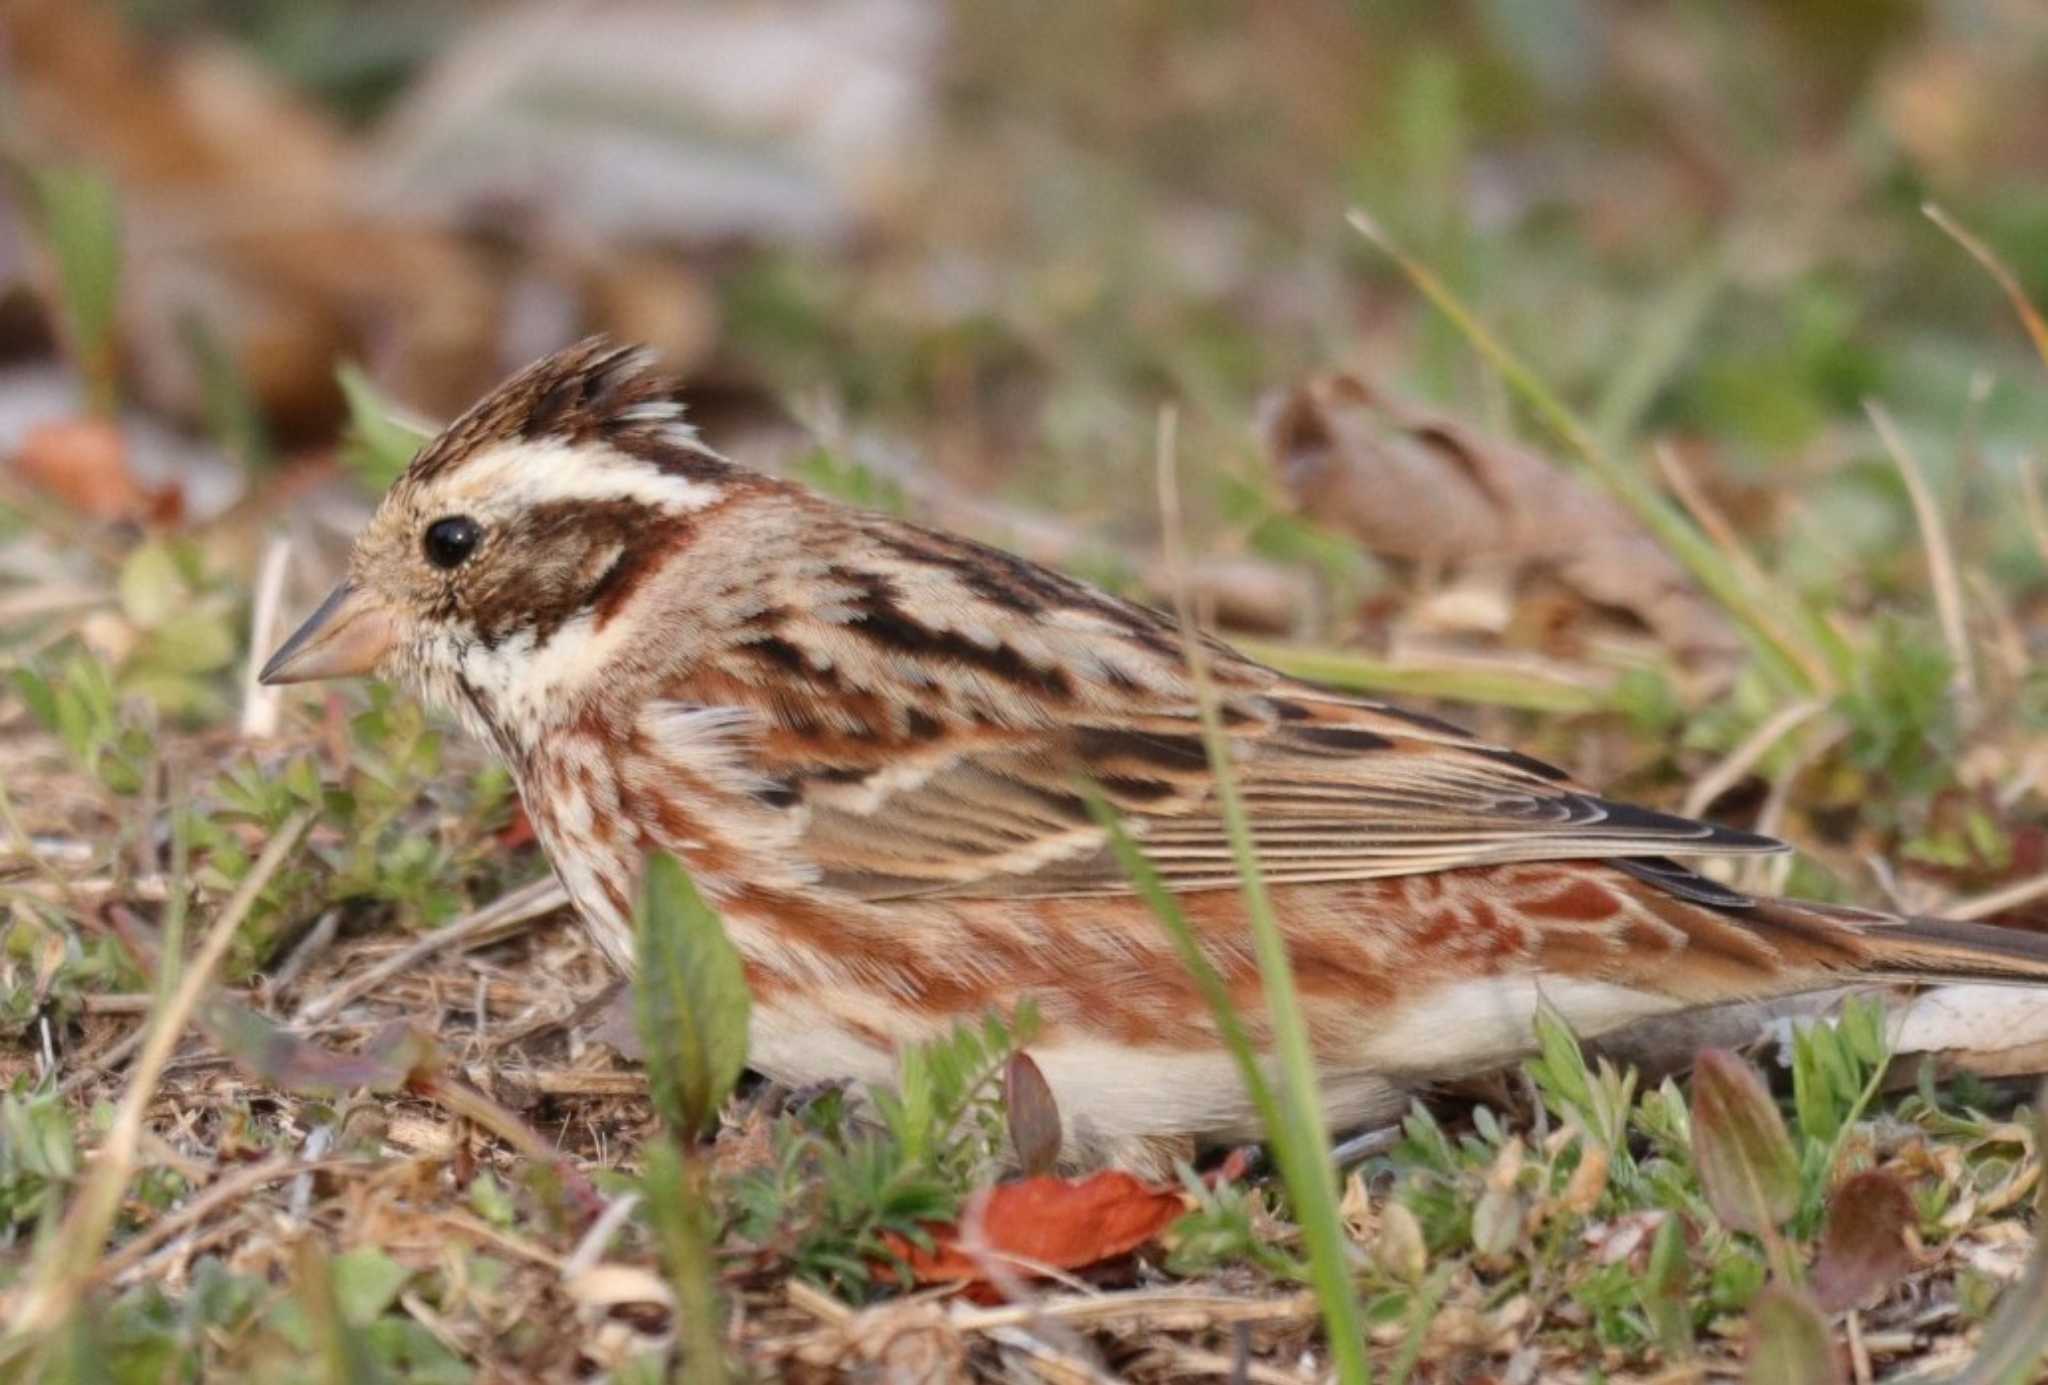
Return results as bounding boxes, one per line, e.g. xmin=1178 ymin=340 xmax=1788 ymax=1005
xmin=881 ymin=1172 xmax=1185 ymax=1292
xmin=497 ymin=803 xmax=537 ymax=849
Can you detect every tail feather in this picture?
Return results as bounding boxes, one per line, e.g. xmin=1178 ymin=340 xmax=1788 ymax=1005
xmin=1740 ymin=894 xmax=2048 ymax=987
xmin=1548 ymin=864 xmax=2048 ymax=1008
xmin=1851 ymin=910 xmax=2048 ymax=985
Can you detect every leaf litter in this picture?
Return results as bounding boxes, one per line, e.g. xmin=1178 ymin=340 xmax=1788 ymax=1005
xmin=8 ymin=2 xmax=2048 ymax=1381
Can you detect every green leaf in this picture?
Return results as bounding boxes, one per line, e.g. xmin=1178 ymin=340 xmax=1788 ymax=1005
xmin=292 ymin=1241 xmax=388 ymax=1385
xmin=134 ymin=610 xmax=237 ymax=675
xmin=1641 ymin=1212 xmax=1693 ymax=1358
xmin=3 ymin=1091 xmax=79 ymax=1181
xmin=1526 ymin=998 xmax=1635 ymax=1164
xmin=117 ymin=541 xmax=189 ymax=627
xmin=330 ymin=1248 xmax=412 ymax=1326
xmin=634 ymin=852 xmax=751 ymax=1143
xmin=468 ymin=1172 xmax=516 ymax=1228
xmin=1790 ymin=997 xmax=1893 ymax=1230
xmin=336 ymin=363 xmax=431 ymax=491
xmin=1691 ymin=1049 xmax=1801 ymax=1237
xmin=10 ymin=669 xmax=59 ymax=733
xmin=1745 ymin=1286 xmax=1844 ymax=1385
xmin=1838 ymin=617 xmax=1959 ymax=801
xmin=1527 ymin=998 xmax=1595 ymax=1117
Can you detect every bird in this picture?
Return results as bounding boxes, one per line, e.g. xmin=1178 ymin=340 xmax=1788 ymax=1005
xmin=262 ymin=338 xmax=2048 ymax=1171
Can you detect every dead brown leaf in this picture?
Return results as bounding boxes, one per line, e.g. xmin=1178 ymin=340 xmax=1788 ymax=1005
xmin=1812 ymin=1168 xmax=1919 ymax=1313
xmin=1262 ymin=371 xmax=1739 ymax=659
xmin=13 ymin=417 xmax=179 ymax=523
xmin=1003 ymin=1050 xmax=1062 ymax=1178
xmin=1887 ymin=984 xmax=2048 ymax=1079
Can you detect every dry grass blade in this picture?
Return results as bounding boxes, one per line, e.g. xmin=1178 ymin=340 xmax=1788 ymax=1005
xmin=1866 ymin=400 xmax=1977 ymax=718
xmin=1681 ymin=697 xmax=1829 ymax=820
xmin=2 ymin=808 xmax=313 ymax=1345
xmin=947 ymin=1289 xmax=1320 ymax=1334
xmin=1747 ymin=718 xmax=1850 ymax=896
xmin=1924 ymin=203 xmax=2048 ymax=376
xmin=1655 ymin=442 xmax=1838 ymax=691
xmin=1950 ymin=869 xmax=2048 ymax=923
xmin=239 ymin=536 xmax=292 ymax=740
xmin=985 ymin=1323 xmax=1123 ymax=1383
xmin=1651 ymin=444 xmax=1772 ymax=590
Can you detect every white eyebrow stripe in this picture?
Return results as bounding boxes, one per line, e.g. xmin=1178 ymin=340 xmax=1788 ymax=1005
xmin=442 ymin=438 xmax=728 ymax=513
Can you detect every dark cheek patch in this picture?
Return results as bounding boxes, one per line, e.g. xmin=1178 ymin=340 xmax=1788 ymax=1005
xmin=461 ymin=499 xmax=685 ymax=646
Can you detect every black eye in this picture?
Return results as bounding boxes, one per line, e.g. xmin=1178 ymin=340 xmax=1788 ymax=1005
xmin=423 ymin=515 xmax=481 ymax=569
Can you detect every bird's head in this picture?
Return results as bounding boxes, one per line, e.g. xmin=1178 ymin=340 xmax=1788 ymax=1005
xmin=259 ymin=339 xmax=738 ymax=736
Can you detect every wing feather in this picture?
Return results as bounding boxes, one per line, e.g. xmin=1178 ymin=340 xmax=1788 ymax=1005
xmin=782 ymin=694 xmax=1781 ymax=900
xmin=655 ymin=500 xmax=1783 ymax=903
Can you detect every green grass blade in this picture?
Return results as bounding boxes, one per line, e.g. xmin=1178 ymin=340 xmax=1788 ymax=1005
xmin=1091 ymin=793 xmax=1369 ymax=1381
xmin=178 ymin=312 xmax=274 ymax=471
xmin=1087 ymin=796 xmax=1284 ymax=1142
xmin=1195 ymin=734 xmax=1372 ymax=1384
xmin=1146 ymin=407 xmax=1370 ymax=1383
xmin=1592 ymin=248 xmax=1728 ymax=452
xmin=25 ymin=166 xmax=122 ymax=417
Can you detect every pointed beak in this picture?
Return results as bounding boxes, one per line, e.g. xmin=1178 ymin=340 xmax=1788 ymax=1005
xmin=259 ymin=581 xmax=400 ymax=685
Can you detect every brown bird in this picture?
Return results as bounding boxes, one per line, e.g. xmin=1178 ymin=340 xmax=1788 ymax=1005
xmin=263 ymin=339 xmax=2048 ymax=1170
